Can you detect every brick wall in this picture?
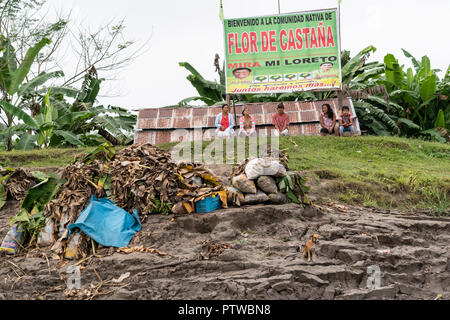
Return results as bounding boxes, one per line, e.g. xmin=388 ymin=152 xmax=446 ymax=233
xmin=135 ymin=98 xmax=360 ymax=144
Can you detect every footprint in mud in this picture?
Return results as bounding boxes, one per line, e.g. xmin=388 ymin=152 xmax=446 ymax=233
xmin=175 ymin=215 xmax=220 ymax=234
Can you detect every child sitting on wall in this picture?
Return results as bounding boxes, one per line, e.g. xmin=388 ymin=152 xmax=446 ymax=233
xmin=337 ymin=106 xmax=355 ymax=136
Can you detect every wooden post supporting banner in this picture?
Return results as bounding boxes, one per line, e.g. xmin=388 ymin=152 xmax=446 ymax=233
xmin=337 ymin=90 xmax=343 ymax=112
xmin=232 ymin=97 xmax=237 ymax=130
xmin=226 ymin=94 xmax=230 ymax=106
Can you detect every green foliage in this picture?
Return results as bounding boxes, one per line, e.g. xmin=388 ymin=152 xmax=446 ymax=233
xmin=8 ymin=38 xmax=51 ymax=95
xmin=0 ymin=3 xmax=137 ymax=151
xmin=354 ymin=100 xmax=400 ymax=136
xmin=22 ymin=176 xmax=62 ymax=212
xmin=19 ymin=71 xmax=64 ymax=98
xmin=342 ymin=45 xmax=377 ymax=85
xmin=381 ymin=50 xmax=446 ymax=136
xmin=277 ymin=171 xmax=310 ymax=205
xmin=10 ymin=208 xmax=46 ymax=242
xmin=178 ymin=62 xmax=225 ymax=106
xmin=397 ymin=118 xmax=421 ymax=136
xmin=0 ymin=100 xmax=38 ymax=128
xmin=151 ymin=198 xmax=173 ymax=215
xmin=421 ymin=129 xmax=447 ymax=144
xmin=79 ymin=142 xmax=116 ymax=164
xmin=434 ymin=109 xmax=446 ymax=129
xmin=384 ymin=54 xmax=404 ymax=88
xmin=16 ymin=133 xmax=37 ymax=150
xmin=0 ymin=171 xmax=8 ymax=209
xmin=10 ymin=170 xmax=63 ymax=242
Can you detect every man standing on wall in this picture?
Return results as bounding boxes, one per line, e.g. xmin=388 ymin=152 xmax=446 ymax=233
xmin=272 ymin=103 xmax=290 ymax=137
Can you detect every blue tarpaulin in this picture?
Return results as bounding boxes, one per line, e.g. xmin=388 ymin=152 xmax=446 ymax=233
xmin=68 ymin=196 xmax=141 ymax=248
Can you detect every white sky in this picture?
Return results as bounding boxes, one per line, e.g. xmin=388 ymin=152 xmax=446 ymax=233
xmin=46 ymin=0 xmax=450 ymax=110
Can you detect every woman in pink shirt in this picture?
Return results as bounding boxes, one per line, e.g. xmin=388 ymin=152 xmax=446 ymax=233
xmin=238 ymin=107 xmax=256 ymax=137
xmin=272 ymin=103 xmax=290 ymax=136
xmin=319 ymin=103 xmax=339 ymax=136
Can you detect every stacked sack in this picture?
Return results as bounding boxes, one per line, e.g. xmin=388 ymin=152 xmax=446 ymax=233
xmin=228 ymin=158 xmax=291 ymax=205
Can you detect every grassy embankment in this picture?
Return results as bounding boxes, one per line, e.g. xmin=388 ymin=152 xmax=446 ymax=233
xmin=1 ymin=136 xmax=449 ymax=215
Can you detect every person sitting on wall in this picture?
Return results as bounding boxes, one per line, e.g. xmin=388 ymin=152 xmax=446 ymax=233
xmin=272 ymin=103 xmax=290 ymax=137
xmin=215 ymin=104 xmax=235 ymax=139
xmin=338 ymin=106 xmax=356 ymax=136
xmin=319 ymin=103 xmax=339 ymax=136
xmin=238 ymin=107 xmax=257 ymax=137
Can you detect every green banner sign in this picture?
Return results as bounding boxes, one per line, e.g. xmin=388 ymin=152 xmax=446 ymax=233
xmin=224 ymin=9 xmax=341 ymax=94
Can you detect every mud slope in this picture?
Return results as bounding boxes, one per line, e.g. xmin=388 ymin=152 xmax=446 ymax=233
xmin=1 ymin=201 xmax=450 ymax=300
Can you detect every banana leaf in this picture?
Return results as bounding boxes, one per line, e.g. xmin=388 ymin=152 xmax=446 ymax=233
xmin=0 ymin=100 xmax=38 ymax=129
xmin=18 ymin=71 xmax=64 ymax=97
xmin=0 ymin=124 xmax=30 ymax=139
xmin=16 ymin=133 xmax=37 ymax=150
xmin=55 ymin=111 xmax=93 ymax=126
xmin=0 ymin=38 xmax=17 ymax=91
xmin=178 ymin=96 xmax=216 ymax=107
xmin=419 ymin=74 xmax=437 ymax=102
xmin=402 ymin=49 xmax=420 ymax=73
xmin=53 ymin=130 xmax=84 ymax=146
xmin=22 ymin=176 xmax=62 ymax=212
xmin=8 ymin=38 xmax=51 ymax=95
xmin=421 ymin=129 xmax=447 ymax=143
xmin=434 ymin=110 xmax=446 ymax=129
xmin=0 ymin=183 xmax=6 ymax=210
xmin=384 ymin=54 xmax=404 ymax=89
xmin=342 ymin=45 xmax=377 ymax=82
xmin=179 ymin=62 xmax=205 ymax=79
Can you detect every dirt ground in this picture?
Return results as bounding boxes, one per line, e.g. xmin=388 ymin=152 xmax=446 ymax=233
xmin=1 ymin=197 xmax=450 ymax=300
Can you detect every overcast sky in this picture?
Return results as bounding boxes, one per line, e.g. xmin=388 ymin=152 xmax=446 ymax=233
xmin=45 ymin=0 xmax=450 ymax=110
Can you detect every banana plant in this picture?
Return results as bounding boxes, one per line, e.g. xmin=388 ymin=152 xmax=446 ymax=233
xmin=381 ymin=51 xmax=441 ymax=128
xmin=7 ymin=69 xmax=136 ymax=149
xmin=0 ymin=36 xmax=59 ymax=150
xmin=8 ymin=90 xmax=86 ymax=150
xmin=177 ymin=62 xmax=226 ymax=106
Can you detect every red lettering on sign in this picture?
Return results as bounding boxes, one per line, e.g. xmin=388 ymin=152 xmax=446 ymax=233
xmin=227 ymin=33 xmax=234 ymax=55
xmin=261 ymin=31 xmax=269 ymax=52
xmin=250 ymin=32 xmax=258 ymax=53
xmin=327 ymin=26 xmax=335 ymax=47
xmin=310 ymin=28 xmax=318 ymax=49
xmin=269 ymin=30 xmax=277 ymax=52
xmin=302 ymin=28 xmax=310 ymax=49
xmin=280 ymin=29 xmax=288 ymax=51
xmin=295 ymin=29 xmax=303 ymax=49
xmin=318 ymin=23 xmax=326 ymax=47
xmin=242 ymin=32 xmax=250 ymax=53
xmin=288 ymin=29 xmax=296 ymax=50
xmin=235 ymin=33 xmax=242 ymax=53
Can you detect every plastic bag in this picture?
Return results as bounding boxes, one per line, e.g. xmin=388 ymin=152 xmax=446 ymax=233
xmin=58 ymin=214 xmax=69 ymax=238
xmin=244 ymin=191 xmax=269 ymax=204
xmin=0 ymin=224 xmax=25 ymax=255
xmin=232 ymin=174 xmax=257 ymax=194
xmin=64 ymin=231 xmax=81 ymax=260
xmin=68 ymin=196 xmax=141 ymax=248
xmin=257 ymin=176 xmax=278 ymax=194
xmin=245 ymin=158 xmax=266 ymax=180
xmin=37 ymin=218 xmax=55 ymax=247
xmin=268 ymin=193 xmax=290 ymax=204
xmin=191 ymin=176 xmax=203 ymax=186
xmin=263 ymin=160 xmax=287 ymax=177
xmin=245 ymin=158 xmax=287 ymax=179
